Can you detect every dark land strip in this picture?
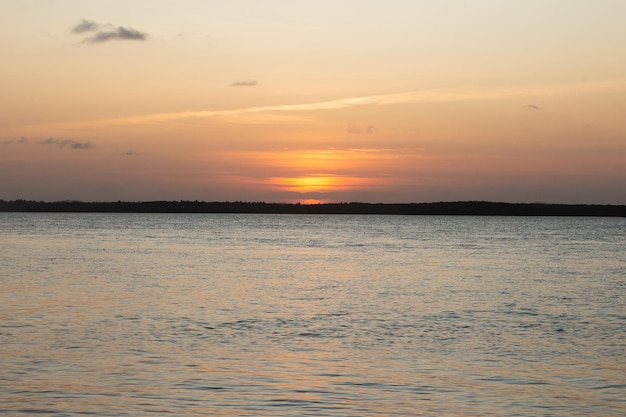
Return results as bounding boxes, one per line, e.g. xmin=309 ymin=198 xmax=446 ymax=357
xmin=1 ymin=200 xmax=625 ymax=216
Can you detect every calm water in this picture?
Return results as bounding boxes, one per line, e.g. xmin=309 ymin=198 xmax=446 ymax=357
xmin=1 ymin=213 xmax=624 ymax=416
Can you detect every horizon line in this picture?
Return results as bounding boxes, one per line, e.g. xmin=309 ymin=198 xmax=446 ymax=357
xmin=2 ymin=199 xmax=624 ymax=206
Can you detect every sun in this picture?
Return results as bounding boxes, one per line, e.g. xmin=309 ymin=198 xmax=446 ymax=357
xmin=298 ymin=198 xmax=331 ymax=205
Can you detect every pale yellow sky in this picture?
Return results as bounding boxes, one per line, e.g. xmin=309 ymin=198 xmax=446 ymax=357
xmin=1 ymin=0 xmax=625 ymax=203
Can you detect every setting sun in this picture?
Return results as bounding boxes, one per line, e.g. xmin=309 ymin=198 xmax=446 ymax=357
xmin=227 ymin=148 xmax=416 ymax=200
xmin=297 ymin=198 xmax=329 ymax=205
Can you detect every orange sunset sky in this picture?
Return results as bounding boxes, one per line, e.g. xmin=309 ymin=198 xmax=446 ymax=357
xmin=1 ymin=1 xmax=625 ymax=204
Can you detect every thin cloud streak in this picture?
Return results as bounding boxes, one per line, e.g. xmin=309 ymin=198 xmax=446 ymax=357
xmin=38 ymin=137 xmax=94 ymax=149
xmin=32 ymin=79 xmax=626 ymax=129
xmin=2 ymin=137 xmax=28 ymax=145
xmin=3 ymin=136 xmax=92 ymax=149
xmin=230 ymin=80 xmax=258 ymax=87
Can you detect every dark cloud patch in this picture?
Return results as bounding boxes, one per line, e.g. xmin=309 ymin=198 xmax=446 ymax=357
xmin=523 ymin=104 xmax=542 ymax=110
xmin=3 ymin=137 xmax=29 ymax=145
xmin=347 ymin=123 xmax=375 ymax=134
xmin=230 ymin=80 xmax=258 ymax=87
xmin=121 ymin=150 xmax=138 ymax=156
xmin=85 ymin=27 xmax=147 ymax=43
xmin=72 ymin=19 xmax=100 ymax=34
xmin=39 ymin=137 xmax=94 ymax=150
xmin=71 ymin=19 xmax=148 ymax=44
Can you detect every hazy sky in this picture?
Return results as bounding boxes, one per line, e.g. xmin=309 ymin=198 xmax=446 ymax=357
xmin=2 ymin=0 xmax=625 ymax=203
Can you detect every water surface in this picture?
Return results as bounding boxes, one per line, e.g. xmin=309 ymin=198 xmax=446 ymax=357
xmin=1 ymin=213 xmax=624 ymax=415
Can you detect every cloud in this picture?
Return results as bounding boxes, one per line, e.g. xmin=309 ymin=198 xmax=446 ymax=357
xmin=347 ymin=123 xmax=375 ymax=134
xmin=2 ymin=137 xmax=28 ymax=145
xmin=71 ymin=19 xmax=100 ymax=34
xmin=71 ymin=19 xmax=148 ymax=44
xmin=3 ymin=136 xmax=93 ymax=149
xmin=121 ymin=150 xmax=138 ymax=156
xmin=523 ymin=104 xmax=542 ymax=110
xmin=230 ymin=80 xmax=258 ymax=87
xmin=34 ymin=79 xmax=626 ymax=129
xmin=38 ymin=137 xmax=94 ymax=150
xmin=86 ymin=27 xmax=147 ymax=43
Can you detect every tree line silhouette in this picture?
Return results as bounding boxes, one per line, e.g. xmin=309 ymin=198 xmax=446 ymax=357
xmin=0 ymin=200 xmax=624 ymax=216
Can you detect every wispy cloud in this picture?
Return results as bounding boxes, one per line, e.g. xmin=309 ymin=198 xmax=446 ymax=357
xmin=4 ymin=136 xmax=94 ymax=149
xmin=71 ymin=19 xmax=148 ymax=44
xmin=38 ymin=137 xmax=94 ymax=149
xmin=29 ymin=79 xmax=626 ymax=129
xmin=230 ymin=80 xmax=258 ymax=87
xmin=523 ymin=104 xmax=542 ymax=110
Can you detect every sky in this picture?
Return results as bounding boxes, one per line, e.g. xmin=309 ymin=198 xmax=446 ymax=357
xmin=1 ymin=0 xmax=626 ymax=204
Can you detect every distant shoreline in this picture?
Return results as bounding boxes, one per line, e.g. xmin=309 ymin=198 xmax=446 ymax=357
xmin=1 ymin=200 xmax=625 ymax=217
